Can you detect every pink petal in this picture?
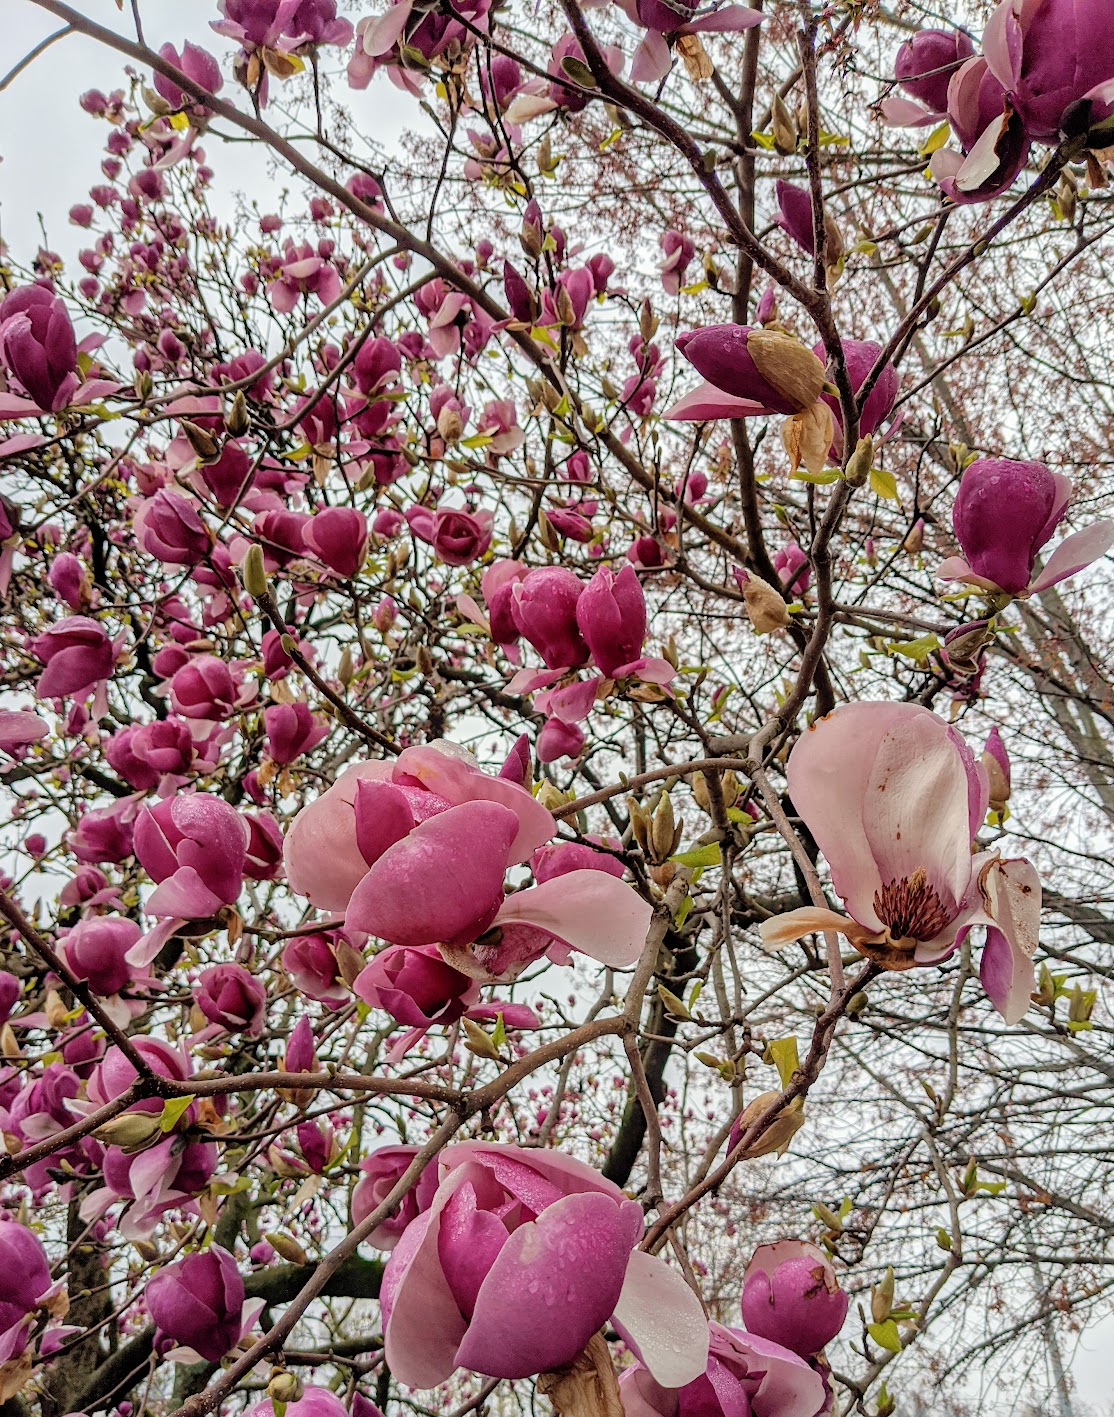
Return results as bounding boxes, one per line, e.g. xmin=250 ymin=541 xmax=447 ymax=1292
xmin=493 ymin=869 xmax=653 ymax=967
xmin=758 ymin=906 xmax=855 ymax=951
xmin=146 ymin=868 xmax=224 ymax=919
xmin=954 ymin=110 xmax=1014 ymax=193
xmin=630 ymin=31 xmax=672 ymax=85
xmin=862 ymin=710 xmax=973 ymax=911
xmin=1029 ymin=521 xmax=1114 ymax=592
xmin=382 ymin=1210 xmax=467 ymax=1389
xmin=346 ymin=801 xmax=518 ymax=947
xmin=687 ymin=6 xmax=764 ymax=33
xmin=662 ymin=382 xmax=770 ymax=421
xmin=438 ymin=1181 xmax=510 ymax=1319
xmin=980 ymin=926 xmax=1035 ymax=1025
xmin=456 ymin=1192 xmax=643 ymax=1378
xmin=982 ymin=0 xmax=1023 ymax=90
xmin=879 ymin=95 xmax=939 ymax=126
xmin=393 ymin=745 xmax=554 ymax=865
xmin=361 ymin=4 xmax=412 ymax=57
xmin=283 ymin=761 xmax=394 ymax=911
xmin=977 ymin=855 xmax=1041 ymax=1024
xmin=612 ymin=1250 xmax=710 ymax=1387
xmin=354 ymin=779 xmax=415 ymax=866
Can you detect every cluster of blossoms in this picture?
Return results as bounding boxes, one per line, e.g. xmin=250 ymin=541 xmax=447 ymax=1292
xmin=0 ymin=0 xmax=1110 ymax=1413
xmin=883 ymin=2 xmax=1114 ymax=202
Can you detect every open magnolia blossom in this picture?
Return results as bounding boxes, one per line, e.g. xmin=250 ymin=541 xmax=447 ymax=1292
xmin=619 ymin=1319 xmax=829 ymax=1417
xmin=759 ymin=703 xmax=1042 ymax=1024
xmin=938 ymin=457 xmax=1114 ymax=597
xmin=284 ymin=740 xmax=654 ymax=982
xmin=378 ymin=1141 xmax=709 ymax=1388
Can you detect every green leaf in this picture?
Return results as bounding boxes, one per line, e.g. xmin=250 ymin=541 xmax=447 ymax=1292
xmin=658 ymin=984 xmax=692 ymax=1021
xmin=868 ymin=1320 xmax=903 ymax=1353
xmin=919 ymin=121 xmax=951 ymax=156
xmin=159 ymin=1094 xmax=196 ymax=1133
xmin=674 ymin=895 xmax=694 ymax=928
xmin=884 ymin=633 xmax=940 ymax=663
xmin=763 ymin=1036 xmax=800 ymax=1090
xmin=791 ymin=467 xmax=841 ymax=485
xmin=491 ymin=1012 xmax=507 ymax=1048
xmin=672 ymin=842 xmax=722 ymax=868
xmin=687 ymin=980 xmax=703 ymax=1013
xmin=935 ymin=1227 xmax=955 ymax=1251
xmin=869 ymin=466 xmax=899 ymax=501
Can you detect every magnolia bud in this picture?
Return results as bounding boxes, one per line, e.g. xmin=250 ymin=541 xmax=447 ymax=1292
xmin=771 ymin=94 xmax=798 ymax=154
xmin=436 ymin=404 xmax=463 ymax=443
xmin=265 ymin=1230 xmax=308 ymax=1265
xmin=225 ymin=390 xmax=251 ymax=437
xmin=871 ymin=1266 xmax=895 ymax=1324
xmin=650 ymin=793 xmax=682 ymax=864
xmin=628 ymin=797 xmax=652 ymax=857
xmin=901 ymin=517 xmax=925 ymax=555
xmin=267 ymin=1372 xmax=305 ymax=1405
xmin=242 ymin=543 xmax=269 ymax=599
xmin=733 ymin=1093 xmax=805 ymax=1158
xmin=844 ymin=435 xmax=874 ymax=487
xmin=94 ymin=1113 xmax=164 ymax=1152
xmin=739 ymin=571 xmax=790 ymax=635
xmin=180 ymin=419 xmax=222 ymax=462
xmin=334 ymin=939 xmax=365 ymax=988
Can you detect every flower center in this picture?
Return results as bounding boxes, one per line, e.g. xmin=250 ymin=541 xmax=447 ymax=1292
xmin=873 ymin=867 xmax=953 ymax=944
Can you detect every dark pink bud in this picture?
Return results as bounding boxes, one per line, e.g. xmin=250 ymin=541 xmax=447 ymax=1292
xmin=952 ymin=458 xmax=1067 ymax=594
xmin=48 ymin=552 xmax=92 ymax=610
xmin=303 ymin=506 xmax=367 ymax=579
xmin=894 ymin=28 xmax=975 ymax=115
xmin=169 ymin=655 xmax=237 ymax=720
xmin=31 ymin=616 xmax=116 ymax=700
xmin=243 ymin=810 xmax=284 ymax=881
xmin=285 ymin=1016 xmax=318 ymax=1073
xmin=576 ymin=564 xmax=646 ymax=677
xmin=58 ymin=916 xmax=142 ymax=997
xmin=195 ymin=963 xmax=265 ymax=1035
xmin=537 ymin=716 xmax=585 ymax=763
xmin=511 ymin=567 xmax=589 ymax=670
xmin=265 ymin=702 xmax=329 ymax=765
xmin=145 ymin=1245 xmax=245 ymax=1363
xmin=135 ymin=488 xmax=210 ymax=565
xmin=740 ymin=1240 xmax=848 ymax=1358
xmin=0 ymin=285 xmax=79 ymax=412
xmin=282 ymin=933 xmax=349 ymax=1006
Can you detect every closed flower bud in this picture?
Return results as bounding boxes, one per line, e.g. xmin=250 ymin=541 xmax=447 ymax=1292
xmin=738 ymin=570 xmax=790 ymax=635
xmin=94 ymin=1112 xmax=164 ymax=1151
xmin=871 ymin=1265 xmax=895 ymax=1324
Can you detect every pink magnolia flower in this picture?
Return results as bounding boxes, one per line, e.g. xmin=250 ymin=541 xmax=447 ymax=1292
xmin=348 ymin=0 xmax=491 ymax=93
xmin=153 ymin=41 xmax=224 ymax=118
xmin=145 ymin=1245 xmax=256 ymax=1363
xmin=354 ymin=942 xmax=538 ymax=1057
xmin=265 ymin=702 xmax=329 ymax=765
xmin=70 ymin=795 xmax=143 ymax=865
xmin=759 ymin=702 xmax=1042 ymax=1023
xmin=620 ymin=1320 xmax=827 ymax=1417
xmin=135 ymin=795 xmax=249 ymax=918
xmin=619 ymin=1 xmax=763 ymax=86
xmin=813 ymin=338 xmax=900 ymax=444
xmin=659 ymin=230 xmax=695 ymax=296
xmin=939 ymin=458 xmax=1114 ymax=596
xmin=882 ymin=28 xmax=977 ymax=125
xmin=481 ymin=559 xmax=530 ymax=650
xmin=431 ymin=506 xmax=494 ymax=565
xmin=511 ymin=567 xmax=590 ymax=670
xmin=134 ymin=487 xmax=211 ymax=565
xmin=304 ymin=506 xmax=368 ymax=578
xmin=168 ymin=654 xmax=246 ymax=720
xmin=31 ymin=616 xmax=118 ymax=702
xmin=351 ymin=1144 xmax=439 ymax=1247
xmin=269 ymin=242 xmax=342 ymax=313
xmin=740 ymin=1241 xmax=848 ymax=1358
xmin=0 ymin=285 xmax=80 ymax=413
xmin=929 ymin=57 xmax=1031 ymax=203
xmin=379 ymin=1141 xmax=708 ymax=1386
xmin=194 ymin=963 xmax=266 ymax=1036
xmin=774 ymin=181 xmax=842 ymax=267
xmin=981 ymin=0 xmax=1114 ymax=141
xmin=774 ymin=540 xmax=810 ymax=596
xmin=284 ymin=743 xmax=653 ymax=979
xmin=537 ymin=715 xmax=586 ymax=764
xmin=576 ymin=563 xmax=649 ymax=677
xmin=57 ymin=916 xmax=144 ymax=999
xmin=668 ymin=325 xmax=827 ymax=422
xmin=0 ymin=1219 xmax=55 ymax=1364
xmin=280 ymin=935 xmax=344 ymax=1003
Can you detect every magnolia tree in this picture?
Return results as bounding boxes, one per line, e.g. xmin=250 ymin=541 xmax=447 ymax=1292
xmin=1 ymin=2 xmax=1113 ymax=1416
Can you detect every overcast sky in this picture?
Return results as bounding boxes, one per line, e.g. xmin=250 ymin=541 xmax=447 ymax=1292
xmin=2 ymin=3 xmax=1113 ymax=1411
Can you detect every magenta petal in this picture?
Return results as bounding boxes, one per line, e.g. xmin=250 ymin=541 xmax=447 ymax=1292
xmin=346 ymin=802 xmax=518 ymax=947
xmin=980 ymin=926 xmax=1034 ymax=1025
xmin=455 ymin=1192 xmax=642 ymax=1378
xmin=437 ymin=1181 xmax=509 ymax=1319
xmin=354 ymin=779 xmax=416 ymax=866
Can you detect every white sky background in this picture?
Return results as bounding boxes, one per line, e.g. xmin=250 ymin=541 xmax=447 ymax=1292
xmin=2 ymin=2 xmax=1114 ymax=1411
